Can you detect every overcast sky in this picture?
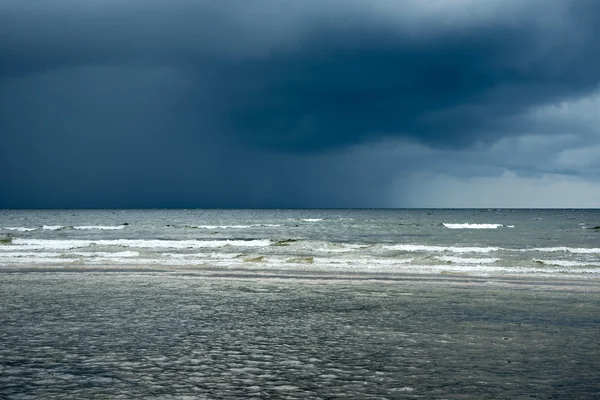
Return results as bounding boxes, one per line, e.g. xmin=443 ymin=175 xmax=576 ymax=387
xmin=1 ymin=0 xmax=599 ymax=208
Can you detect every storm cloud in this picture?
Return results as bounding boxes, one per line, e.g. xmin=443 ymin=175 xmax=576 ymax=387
xmin=1 ymin=0 xmax=599 ymax=207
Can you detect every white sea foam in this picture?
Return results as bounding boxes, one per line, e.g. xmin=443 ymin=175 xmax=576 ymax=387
xmin=301 ymin=218 xmax=323 ymax=222
xmin=10 ymin=238 xmax=272 ymax=250
xmin=72 ymin=251 xmax=140 ymax=258
xmin=224 ymin=257 xmax=600 ymax=276
xmin=526 ymin=247 xmax=600 ymax=254
xmin=345 ymin=244 xmax=372 ymax=249
xmin=195 ymin=224 xmax=281 ymax=229
xmin=7 ymin=239 xmax=98 ymax=250
xmin=533 ymin=259 xmax=600 ymax=267
xmin=162 ymin=252 xmax=241 ymax=260
xmin=316 ymin=243 xmax=370 ymax=253
xmin=434 ymin=256 xmax=500 ymax=264
xmin=0 ymin=250 xmax=139 ymax=261
xmin=260 ymin=256 xmax=416 ymax=271
xmin=0 ymin=257 xmax=74 ymax=265
xmin=82 ymin=257 xmax=191 ymax=266
xmin=443 ymin=223 xmax=504 ymax=229
xmin=382 ymin=244 xmax=500 ymax=253
xmin=2 ymin=245 xmax=598 ymax=277
xmin=359 ymin=258 xmax=414 ymax=265
xmin=3 ymin=256 xmax=594 ymax=275
xmin=73 ymin=225 xmax=126 ymax=230
xmin=0 ymin=251 xmax=65 ymax=259
xmin=42 ymin=225 xmax=64 ymax=230
xmin=3 ymin=227 xmax=37 ymax=232
xmin=424 ymin=264 xmax=600 ymax=276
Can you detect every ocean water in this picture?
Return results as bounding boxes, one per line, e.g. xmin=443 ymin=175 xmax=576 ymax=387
xmin=1 ymin=209 xmax=600 ymax=276
xmin=1 ymin=209 xmax=599 ymax=398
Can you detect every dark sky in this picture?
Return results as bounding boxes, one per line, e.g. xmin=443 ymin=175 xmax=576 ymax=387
xmin=1 ymin=0 xmax=600 ymax=208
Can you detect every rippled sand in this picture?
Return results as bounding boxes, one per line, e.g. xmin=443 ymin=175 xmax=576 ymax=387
xmin=1 ymin=269 xmax=599 ymax=399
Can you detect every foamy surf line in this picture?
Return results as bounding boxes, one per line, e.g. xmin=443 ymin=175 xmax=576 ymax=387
xmin=434 ymin=256 xmax=500 ymax=264
xmin=382 ymin=244 xmax=600 ymax=254
xmin=4 ymin=239 xmax=600 ymax=255
xmin=533 ymin=259 xmax=600 ymax=267
xmin=1 ymin=225 xmax=127 ymax=231
xmin=2 ymin=255 xmax=599 ymax=279
xmin=8 ymin=238 xmax=272 ymax=250
xmin=0 ymin=258 xmax=600 ymax=284
xmin=194 ymin=224 xmax=282 ymax=229
xmin=442 ymin=223 xmax=514 ymax=229
xmin=2 ymin=227 xmax=38 ymax=232
xmin=43 ymin=225 xmax=64 ymax=231
xmin=382 ymin=244 xmax=501 ymax=253
xmin=73 ymin=225 xmax=127 ymax=230
xmin=526 ymin=247 xmax=600 ymax=254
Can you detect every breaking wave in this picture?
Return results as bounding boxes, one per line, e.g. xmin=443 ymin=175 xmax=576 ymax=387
xmin=526 ymin=247 xmax=600 ymax=254
xmin=382 ymin=244 xmax=501 ymax=253
xmin=533 ymin=259 xmax=600 ymax=267
xmin=442 ymin=223 xmax=511 ymax=229
xmin=73 ymin=225 xmax=127 ymax=230
xmin=42 ymin=225 xmax=65 ymax=231
xmin=2 ymin=227 xmax=37 ymax=232
xmin=9 ymin=238 xmax=272 ymax=250
xmin=2 ymin=225 xmax=127 ymax=232
xmin=434 ymin=256 xmax=500 ymax=264
xmin=194 ymin=224 xmax=282 ymax=229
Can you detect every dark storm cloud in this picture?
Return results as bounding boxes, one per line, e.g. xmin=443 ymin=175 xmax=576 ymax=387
xmin=223 ymin=1 xmax=600 ymax=151
xmin=2 ymin=0 xmax=599 ymax=152
xmin=1 ymin=0 xmax=599 ymax=208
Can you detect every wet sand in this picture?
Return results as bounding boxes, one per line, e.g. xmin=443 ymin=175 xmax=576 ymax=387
xmin=1 ymin=269 xmax=599 ymax=399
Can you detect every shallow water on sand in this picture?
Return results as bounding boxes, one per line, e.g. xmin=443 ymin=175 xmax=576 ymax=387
xmin=1 ymin=272 xmax=599 ymax=399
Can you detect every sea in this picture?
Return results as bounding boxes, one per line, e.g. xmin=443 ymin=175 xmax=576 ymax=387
xmin=1 ymin=209 xmax=599 ymax=398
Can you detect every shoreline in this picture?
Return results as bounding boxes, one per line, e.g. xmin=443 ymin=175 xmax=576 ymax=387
xmin=2 ymin=263 xmax=599 ymax=292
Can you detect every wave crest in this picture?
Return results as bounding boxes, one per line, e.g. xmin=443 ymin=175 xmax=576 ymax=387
xmin=442 ymin=223 xmax=506 ymax=229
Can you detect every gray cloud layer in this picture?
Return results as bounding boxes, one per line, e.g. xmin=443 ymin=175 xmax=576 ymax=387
xmin=1 ymin=0 xmax=599 ymax=207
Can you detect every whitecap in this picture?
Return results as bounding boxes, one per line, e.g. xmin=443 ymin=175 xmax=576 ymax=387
xmin=443 ymin=223 xmax=504 ymax=229
xmin=0 ymin=251 xmax=65 ymax=259
xmin=10 ymin=238 xmax=272 ymax=250
xmin=72 ymin=251 xmax=140 ymax=258
xmin=434 ymin=256 xmax=500 ymax=264
xmin=161 ymin=252 xmax=241 ymax=260
xmin=361 ymin=258 xmax=414 ymax=265
xmin=533 ymin=259 xmax=600 ymax=267
xmin=526 ymin=247 xmax=600 ymax=254
xmin=382 ymin=244 xmax=500 ymax=253
xmin=73 ymin=225 xmax=126 ymax=230
xmin=0 ymin=256 xmax=75 ymax=265
xmin=3 ymin=227 xmax=37 ymax=232
xmin=316 ymin=243 xmax=371 ymax=253
xmin=42 ymin=225 xmax=64 ymax=230
xmin=0 ymin=250 xmax=140 ymax=261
